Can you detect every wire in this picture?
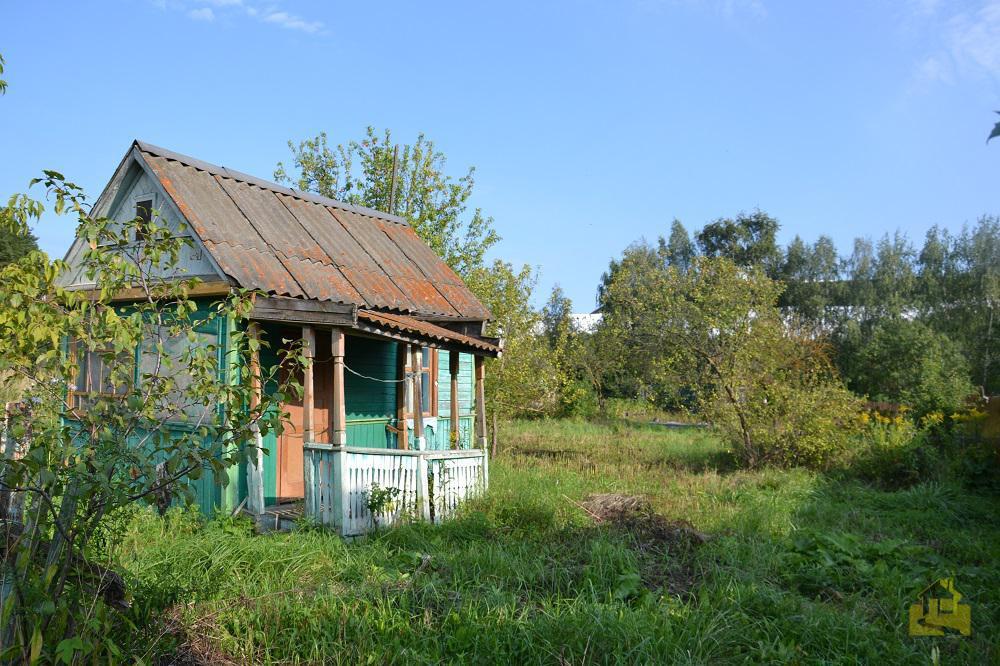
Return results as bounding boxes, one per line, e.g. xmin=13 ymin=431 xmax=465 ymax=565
xmin=343 ymin=363 xmax=413 ymax=384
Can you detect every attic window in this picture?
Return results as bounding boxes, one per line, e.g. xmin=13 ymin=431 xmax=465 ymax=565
xmin=135 ymin=199 xmax=153 ymax=241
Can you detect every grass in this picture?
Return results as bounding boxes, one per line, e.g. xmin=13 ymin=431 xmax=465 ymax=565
xmin=115 ymin=419 xmax=999 ymax=664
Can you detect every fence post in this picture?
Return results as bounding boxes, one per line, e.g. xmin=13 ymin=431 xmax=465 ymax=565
xmin=416 ymin=453 xmax=431 ymax=523
xmin=336 ymin=449 xmax=349 ymax=534
xmin=481 ymin=448 xmax=489 ymax=493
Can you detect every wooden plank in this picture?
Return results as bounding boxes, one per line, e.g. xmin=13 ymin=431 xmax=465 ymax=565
xmin=251 ymin=307 xmax=356 ymax=327
xmin=76 ymin=279 xmax=233 ymax=302
xmin=450 ymin=352 xmax=460 ymax=449
xmin=256 ymin=296 xmax=356 ymax=316
xmin=417 ymin=454 xmax=431 ymax=523
xmin=246 ymin=322 xmax=265 ymax=515
xmin=302 ymin=326 xmax=315 ymax=442
xmin=474 ymin=355 xmax=487 ymax=449
xmin=396 ymin=343 xmax=408 ymax=450
xmin=411 ymin=346 xmax=425 ymax=449
xmin=331 ymin=328 xmax=347 ymax=446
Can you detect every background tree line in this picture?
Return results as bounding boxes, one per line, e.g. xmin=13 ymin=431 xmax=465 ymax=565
xmin=561 ymin=211 xmax=999 ymax=412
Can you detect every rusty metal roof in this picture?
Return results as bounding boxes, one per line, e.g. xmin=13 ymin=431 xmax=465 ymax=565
xmin=357 ymin=309 xmax=501 ymax=356
xmin=135 ymin=140 xmax=490 ymax=320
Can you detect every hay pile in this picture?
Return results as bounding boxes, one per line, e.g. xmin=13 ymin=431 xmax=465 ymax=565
xmin=578 ymin=493 xmax=709 ymax=595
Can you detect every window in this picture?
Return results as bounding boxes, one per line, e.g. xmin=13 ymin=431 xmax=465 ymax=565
xmin=67 ymin=324 xmax=218 ymax=422
xmin=68 ymin=343 xmax=133 ymax=409
xmin=405 ymin=346 xmax=437 ymax=417
xmin=135 ymin=199 xmax=153 ymax=242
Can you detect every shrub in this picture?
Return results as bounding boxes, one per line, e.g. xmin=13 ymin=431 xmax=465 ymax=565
xmin=838 ymin=318 xmax=973 ymax=418
xmin=559 ymin=379 xmax=600 ymax=418
xmin=846 ymin=411 xmax=938 ymax=487
xmin=707 ymin=338 xmax=863 ymax=470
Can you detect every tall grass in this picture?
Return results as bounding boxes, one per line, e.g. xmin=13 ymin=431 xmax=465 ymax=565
xmin=115 ymin=419 xmax=999 ymax=664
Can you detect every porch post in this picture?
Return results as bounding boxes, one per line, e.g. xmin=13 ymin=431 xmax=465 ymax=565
xmin=246 ymin=322 xmax=265 ymax=515
xmin=331 ymin=327 xmax=347 ymax=446
xmin=474 ymin=355 xmax=487 ymax=449
xmin=449 ymin=352 xmax=460 ymax=449
xmin=302 ymin=326 xmax=315 ymax=515
xmin=302 ymin=326 xmax=315 ymax=443
xmin=411 ymin=346 xmax=425 ymax=450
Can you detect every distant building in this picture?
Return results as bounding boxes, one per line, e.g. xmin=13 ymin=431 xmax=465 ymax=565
xmin=570 ymin=312 xmax=603 ymax=333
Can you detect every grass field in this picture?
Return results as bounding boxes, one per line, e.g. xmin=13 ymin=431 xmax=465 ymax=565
xmin=118 ymin=419 xmax=999 ymax=664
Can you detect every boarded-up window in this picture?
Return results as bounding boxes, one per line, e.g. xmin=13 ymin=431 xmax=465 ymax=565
xmin=139 ymin=326 xmax=218 ymax=423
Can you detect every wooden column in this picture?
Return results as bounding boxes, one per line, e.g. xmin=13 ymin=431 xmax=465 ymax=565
xmin=246 ymin=322 xmax=265 ymax=515
xmin=302 ymin=326 xmax=315 ymax=443
xmin=411 ymin=346 xmax=425 ymax=450
xmin=331 ymin=328 xmax=347 ymax=446
xmin=474 ymin=355 xmax=487 ymax=449
xmin=396 ymin=343 xmax=409 ymax=450
xmin=449 ymin=352 xmax=460 ymax=449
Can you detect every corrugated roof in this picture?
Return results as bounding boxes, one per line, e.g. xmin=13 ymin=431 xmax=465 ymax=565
xmin=357 ymin=310 xmax=502 ymax=356
xmin=135 ymin=140 xmax=490 ymax=320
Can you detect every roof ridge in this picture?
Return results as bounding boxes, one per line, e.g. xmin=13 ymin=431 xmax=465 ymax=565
xmin=133 ymin=139 xmax=410 ymax=227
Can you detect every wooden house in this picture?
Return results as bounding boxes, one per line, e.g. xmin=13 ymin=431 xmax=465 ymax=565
xmin=59 ymin=141 xmax=501 ymax=535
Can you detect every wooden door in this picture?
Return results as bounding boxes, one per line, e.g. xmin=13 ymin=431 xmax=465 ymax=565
xmin=277 ymin=361 xmax=304 ymax=500
xmin=276 ymin=330 xmax=334 ymax=501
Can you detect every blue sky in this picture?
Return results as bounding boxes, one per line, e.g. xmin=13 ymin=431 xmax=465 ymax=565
xmin=1 ymin=0 xmax=998 ymax=310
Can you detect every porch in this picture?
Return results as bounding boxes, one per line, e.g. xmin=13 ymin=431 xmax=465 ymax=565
xmin=243 ymin=297 xmax=500 ymax=537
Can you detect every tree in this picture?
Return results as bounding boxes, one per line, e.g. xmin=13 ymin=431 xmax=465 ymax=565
xmin=0 ymin=53 xmax=7 ymax=95
xmin=841 ymin=318 xmax=973 ymax=417
xmin=0 ymin=174 xmax=299 ymax=661
xmin=0 ymin=224 xmax=39 ymax=266
xmin=466 ymin=261 xmax=558 ymax=444
xmin=276 ymin=128 xmax=553 ymax=422
xmin=658 ymin=219 xmax=696 ymax=272
xmin=989 ymin=111 xmax=1000 ymax=143
xmin=541 ymin=284 xmax=574 ymax=350
xmin=275 ymin=127 xmax=499 ymax=278
xmin=695 ymin=210 xmax=782 ymax=276
xmin=602 ymin=255 xmax=859 ymax=468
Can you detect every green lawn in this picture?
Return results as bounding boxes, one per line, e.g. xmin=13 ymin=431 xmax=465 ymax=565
xmin=119 ymin=419 xmax=999 ymax=664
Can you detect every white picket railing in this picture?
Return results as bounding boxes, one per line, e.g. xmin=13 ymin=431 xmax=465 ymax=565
xmin=303 ymin=444 xmax=488 ymax=536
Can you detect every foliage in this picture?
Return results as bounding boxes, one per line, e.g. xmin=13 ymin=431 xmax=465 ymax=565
xmin=695 ymin=209 xmax=782 ymax=276
xmin=364 ymin=483 xmax=401 ymax=529
xmin=275 ymin=127 xmax=499 ymax=278
xmin=110 ymin=419 xmax=999 ymax=664
xmin=602 ymin=255 xmax=860 ymax=468
xmin=275 ymin=127 xmax=555 ymax=423
xmin=0 ymin=174 xmax=300 ymax=662
xmin=0 ymin=53 xmax=6 ymax=95
xmin=836 ymin=318 xmax=973 ymax=417
xmin=0 ymin=223 xmax=39 ymax=266
xmin=846 ymin=410 xmax=934 ymax=488
xmin=989 ymin=110 xmax=1000 ymax=143
xmin=467 ymin=261 xmax=559 ymax=425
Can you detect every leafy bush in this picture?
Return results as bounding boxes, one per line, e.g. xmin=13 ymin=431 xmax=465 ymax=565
xmin=846 ymin=411 xmax=938 ymax=488
xmin=558 ymin=379 xmax=599 ymax=418
xmin=838 ymin=318 xmax=973 ymax=418
xmin=707 ymin=337 xmax=863 ymax=470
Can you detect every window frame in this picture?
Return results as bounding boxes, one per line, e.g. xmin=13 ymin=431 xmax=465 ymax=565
xmin=66 ymin=341 xmax=135 ymax=409
xmin=404 ymin=346 xmax=438 ymax=418
xmin=129 ymin=191 xmax=158 ymax=244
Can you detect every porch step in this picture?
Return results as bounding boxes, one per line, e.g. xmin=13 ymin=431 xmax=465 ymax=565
xmin=254 ymin=502 xmax=303 ymax=533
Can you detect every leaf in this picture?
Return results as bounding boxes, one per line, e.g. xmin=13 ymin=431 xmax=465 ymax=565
xmin=29 ymin=627 xmax=42 ymax=664
xmin=989 ymin=112 xmax=1000 ymax=143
